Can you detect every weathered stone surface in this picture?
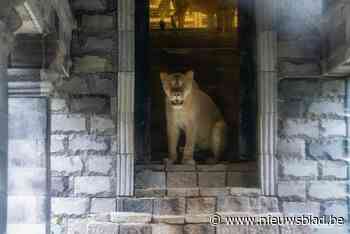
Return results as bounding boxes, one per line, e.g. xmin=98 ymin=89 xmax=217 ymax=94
xmin=279 ymin=80 xmax=321 ymax=100
xmin=88 ymin=222 xmax=119 ymax=234
xmin=277 ymin=138 xmax=307 ymax=158
xmin=281 ymin=119 xmax=319 ymax=138
xmin=279 ymin=61 xmax=320 ymax=76
xmin=321 ymin=80 xmax=345 ymax=97
xmin=307 ymin=101 xmax=344 ymax=115
xmin=227 ymin=171 xmax=258 ymax=187
xmin=320 ymin=119 xmax=346 ymax=137
xmin=51 ymin=135 xmax=66 ymax=153
xmin=323 ymin=201 xmax=348 ymax=219
xmin=119 ymin=224 xmax=152 ymax=234
xmin=51 ymin=156 xmax=83 ymax=176
xmin=230 ymin=188 xmax=261 ymax=196
xmin=73 ymin=56 xmax=113 ymax=73
xmin=91 ymin=198 xmax=116 ymax=213
xmin=90 ymin=116 xmax=115 ymax=134
xmin=308 ymin=140 xmax=346 ymax=160
xmin=51 ymin=98 xmax=68 ymax=112
xmin=166 ymin=164 xmax=196 ymax=171
xmin=86 ymin=156 xmax=113 ymax=176
xmin=217 ymin=196 xmax=250 ymax=212
xmin=122 ymin=198 xmax=153 ymax=213
xmin=198 ymin=172 xmax=226 ymax=187
xmin=167 ymin=188 xmax=200 ymax=197
xmin=320 ymin=161 xmax=348 ymax=179
xmin=310 ymin=225 xmax=348 ymax=234
xmin=74 ymin=176 xmax=112 ymax=196
xmin=135 ymin=170 xmax=166 ymax=189
xmin=282 ymin=201 xmax=320 ymax=216
xmin=308 ymin=181 xmax=347 ymax=200
xmin=167 ymin=172 xmax=197 ymax=188
xmin=184 ymin=224 xmax=215 ymax=234
xmin=258 ymin=197 xmax=279 ymax=213
xmin=69 ymin=134 xmax=109 ymax=152
xmin=51 ymin=198 xmax=89 ymax=216
xmin=70 ymin=97 xmax=110 ymax=115
xmin=200 ymin=188 xmax=229 ymax=196
xmin=51 ymin=176 xmax=68 ymax=196
xmin=67 ymin=218 xmax=88 ymax=234
xmin=72 ymin=0 xmax=107 ymax=11
xmin=110 ymin=212 xmax=152 ymax=224
xmin=216 ymin=225 xmax=249 ymax=234
xmin=152 ymin=224 xmax=183 ymax=234
xmin=153 ymin=198 xmax=185 ymax=216
xmin=278 ymin=181 xmax=306 ymax=200
xmin=280 ymin=159 xmax=318 ymax=178
xmin=186 ymin=197 xmax=216 ymax=215
xmin=278 ymin=100 xmax=304 ymax=118
xmin=51 ymin=114 xmax=86 ymax=133
xmin=81 ymin=15 xmax=114 ymax=32
xmin=9 ymin=139 xmax=46 ymax=167
xmin=75 ymin=37 xmax=114 ymax=54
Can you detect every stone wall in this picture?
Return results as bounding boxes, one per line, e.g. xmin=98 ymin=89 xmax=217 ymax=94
xmin=277 ymin=78 xmax=350 ymax=233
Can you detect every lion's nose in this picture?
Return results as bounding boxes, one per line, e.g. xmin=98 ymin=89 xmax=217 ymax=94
xmin=174 ymin=92 xmax=181 ymax=97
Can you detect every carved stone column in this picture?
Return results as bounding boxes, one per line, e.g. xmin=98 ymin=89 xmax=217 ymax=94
xmin=255 ymin=0 xmax=278 ymax=196
xmin=115 ymin=0 xmax=135 ymax=196
xmin=0 ymin=21 xmax=14 ymax=234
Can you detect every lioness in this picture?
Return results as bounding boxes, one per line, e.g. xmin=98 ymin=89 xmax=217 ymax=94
xmin=160 ymin=70 xmax=227 ymax=165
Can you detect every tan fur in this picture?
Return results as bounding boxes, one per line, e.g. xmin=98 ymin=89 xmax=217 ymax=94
xmin=160 ymin=70 xmax=227 ymax=165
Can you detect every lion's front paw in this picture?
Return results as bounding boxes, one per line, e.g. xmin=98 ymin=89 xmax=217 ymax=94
xmin=182 ymin=159 xmax=196 ymax=165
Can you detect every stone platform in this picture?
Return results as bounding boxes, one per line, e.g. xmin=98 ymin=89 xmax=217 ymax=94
xmin=135 ymin=162 xmax=258 ymax=197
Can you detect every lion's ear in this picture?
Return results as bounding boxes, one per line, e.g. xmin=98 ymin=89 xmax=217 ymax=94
xmin=160 ymin=72 xmax=168 ymax=84
xmin=185 ymin=70 xmax=194 ymax=80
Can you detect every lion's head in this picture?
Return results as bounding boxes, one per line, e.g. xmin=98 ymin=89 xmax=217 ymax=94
xmin=160 ymin=70 xmax=194 ymax=109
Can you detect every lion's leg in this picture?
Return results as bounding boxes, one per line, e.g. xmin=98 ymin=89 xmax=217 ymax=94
xmin=182 ymin=125 xmax=196 ymax=165
xmin=210 ymin=120 xmax=227 ymax=163
xmin=166 ymin=122 xmax=180 ymax=165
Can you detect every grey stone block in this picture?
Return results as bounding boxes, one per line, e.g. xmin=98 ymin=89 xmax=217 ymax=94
xmin=308 ymin=140 xmax=346 ymax=161
xmin=7 ymin=224 xmax=46 ymax=234
xmin=51 ymin=198 xmax=89 ymax=216
xmin=167 ymin=172 xmax=197 ymax=188
xmin=184 ymin=224 xmax=215 ymax=234
xmin=227 ymin=171 xmax=258 ymax=187
xmin=322 ymin=201 xmax=348 ymax=220
xmin=217 ymin=225 xmax=249 ymax=234
xmin=73 ymin=56 xmax=113 ymax=73
xmin=152 ymin=224 xmax=183 ymax=234
xmin=135 ymin=170 xmax=166 ymax=189
xmin=72 ymin=0 xmax=107 ymax=11
xmin=67 ymin=218 xmax=88 ymax=234
xmin=88 ymin=222 xmax=119 ymax=234
xmin=321 ymin=119 xmax=346 ymax=137
xmin=74 ymin=176 xmax=112 ymax=197
xmin=199 ymin=188 xmax=229 ymax=196
xmin=51 ymin=98 xmax=68 ymax=113
xmin=119 ymin=225 xmax=152 ymax=234
xmin=7 ymin=196 xmax=46 ymax=224
xmin=122 ymin=198 xmax=153 ymax=213
xmin=278 ymin=181 xmax=306 ymax=200
xmin=279 ymin=61 xmax=320 ymax=76
xmin=258 ymin=197 xmax=279 ymax=213
xmin=75 ymin=37 xmax=114 ymax=54
xmin=186 ymin=197 xmax=216 ymax=215
xmin=308 ymin=181 xmax=347 ymax=200
xmin=69 ymin=134 xmax=109 ymax=152
xmin=91 ymin=198 xmax=116 ymax=213
xmin=153 ymin=198 xmax=185 ymax=216
xmin=310 ymin=225 xmax=347 ymax=234
xmin=307 ymin=101 xmax=344 ymax=115
xmin=196 ymin=164 xmax=227 ymax=171
xmin=280 ymin=119 xmax=319 ymax=138
xmin=167 ymin=188 xmax=200 ymax=197
xmin=278 ymin=80 xmax=321 ymax=100
xmin=86 ymin=156 xmax=113 ymax=176
xmin=321 ymin=161 xmax=348 ymax=179
xmin=217 ymin=196 xmax=250 ymax=212
xmin=166 ymin=164 xmax=196 ymax=171
xmin=280 ymin=159 xmax=318 ymax=179
xmin=278 ymin=100 xmax=304 ymax=118
xmin=198 ymin=172 xmax=226 ymax=187
xmin=81 ymin=15 xmax=114 ymax=32
xmin=70 ymin=97 xmax=110 ymax=115
xmin=277 ymin=138 xmax=306 ymax=158
xmin=90 ymin=116 xmax=115 ymax=134
xmin=51 ymin=176 xmax=68 ymax=196
xmin=51 ymin=114 xmax=86 ymax=133
xmin=51 ymin=135 xmax=67 ymax=154
xmin=51 ymin=156 xmax=83 ymax=176
xmin=321 ymin=80 xmax=345 ymax=97
xmin=135 ymin=189 xmax=166 ymax=198
xmin=282 ymin=201 xmax=320 ymax=216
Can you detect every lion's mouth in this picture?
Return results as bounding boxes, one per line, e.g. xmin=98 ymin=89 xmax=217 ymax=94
xmin=171 ymin=100 xmax=184 ymax=106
